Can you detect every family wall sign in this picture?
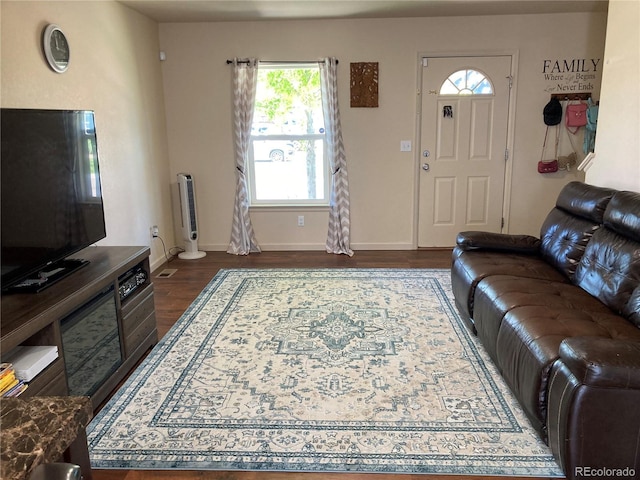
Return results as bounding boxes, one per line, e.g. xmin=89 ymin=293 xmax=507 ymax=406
xmin=542 ymin=58 xmax=602 ymax=95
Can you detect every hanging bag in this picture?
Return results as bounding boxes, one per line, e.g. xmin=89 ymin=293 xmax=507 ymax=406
xmin=539 ymin=97 xmax=561 ymax=173
xmin=583 ymin=97 xmax=598 ymax=153
xmin=561 ymin=102 xmax=580 ymax=171
xmin=543 ymin=97 xmax=563 ymax=126
xmin=565 ymin=101 xmax=588 ymax=134
xmin=538 ymin=125 xmax=559 ymax=173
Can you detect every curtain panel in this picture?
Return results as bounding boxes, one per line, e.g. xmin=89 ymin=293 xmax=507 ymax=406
xmin=320 ymin=57 xmax=353 ymax=256
xmin=227 ymin=58 xmax=261 ymax=255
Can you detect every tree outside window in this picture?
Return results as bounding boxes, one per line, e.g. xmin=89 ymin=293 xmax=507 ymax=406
xmin=248 ymin=64 xmax=329 ymax=206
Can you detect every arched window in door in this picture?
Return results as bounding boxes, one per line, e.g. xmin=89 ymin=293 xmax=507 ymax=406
xmin=440 ymin=69 xmax=493 ymax=95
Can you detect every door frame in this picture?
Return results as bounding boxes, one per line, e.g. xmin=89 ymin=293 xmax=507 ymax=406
xmin=412 ymin=49 xmax=519 ymax=248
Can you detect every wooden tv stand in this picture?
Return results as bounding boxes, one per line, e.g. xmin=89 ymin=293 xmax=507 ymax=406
xmin=1 ymin=246 xmax=158 ymax=410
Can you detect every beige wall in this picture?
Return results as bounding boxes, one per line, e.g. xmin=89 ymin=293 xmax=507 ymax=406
xmin=0 ymin=1 xmax=173 ymax=269
xmin=586 ymin=0 xmax=640 ymax=191
xmin=159 ymin=12 xmax=608 ymax=250
xmin=2 ymin=3 xmax=620 ymax=259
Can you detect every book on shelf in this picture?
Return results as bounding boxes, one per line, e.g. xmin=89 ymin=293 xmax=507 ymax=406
xmin=3 ymin=379 xmax=28 ymax=397
xmin=1 ymin=345 xmax=58 ymax=382
xmin=0 ymin=363 xmax=25 ymax=397
xmin=0 ymin=362 xmax=14 ymax=381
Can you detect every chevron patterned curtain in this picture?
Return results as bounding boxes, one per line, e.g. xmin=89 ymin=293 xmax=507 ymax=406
xmin=320 ymin=57 xmax=353 ymax=256
xmin=227 ymin=58 xmax=261 ymax=255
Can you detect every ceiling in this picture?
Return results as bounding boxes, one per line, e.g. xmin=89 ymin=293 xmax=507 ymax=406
xmin=119 ymin=0 xmax=608 ymax=23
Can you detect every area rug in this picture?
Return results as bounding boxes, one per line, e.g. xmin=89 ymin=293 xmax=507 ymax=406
xmin=88 ymin=268 xmax=563 ymax=476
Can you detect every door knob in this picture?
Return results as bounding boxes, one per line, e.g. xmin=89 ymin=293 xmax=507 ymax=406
xmin=422 ymin=163 xmax=430 ymax=171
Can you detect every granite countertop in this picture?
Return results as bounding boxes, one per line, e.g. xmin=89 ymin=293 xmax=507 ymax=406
xmin=0 ymin=396 xmax=93 ymax=480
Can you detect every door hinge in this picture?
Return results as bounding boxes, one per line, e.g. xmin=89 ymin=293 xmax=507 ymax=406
xmin=504 ymin=149 xmax=509 ymax=161
xmin=501 ymin=217 xmax=505 ymax=229
xmin=422 ymin=57 xmax=429 ymax=67
xmin=507 ymin=75 xmax=513 ymax=89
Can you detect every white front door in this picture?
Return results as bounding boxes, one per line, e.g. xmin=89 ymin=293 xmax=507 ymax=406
xmin=418 ymin=56 xmax=512 ymax=247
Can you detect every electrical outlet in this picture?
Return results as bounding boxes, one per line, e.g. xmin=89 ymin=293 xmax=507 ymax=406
xmin=297 ymin=215 xmax=305 ymax=227
xmin=151 ymin=225 xmax=159 ymax=238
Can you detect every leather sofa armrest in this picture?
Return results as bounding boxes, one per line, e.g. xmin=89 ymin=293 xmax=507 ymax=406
xmin=559 ymin=337 xmax=640 ymax=389
xmin=456 ymin=231 xmax=541 ymax=254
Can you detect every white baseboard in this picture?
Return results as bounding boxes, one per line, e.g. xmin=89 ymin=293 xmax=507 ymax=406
xmin=198 ymin=242 xmax=416 ymax=252
xmin=149 ymin=255 xmax=169 ymax=273
xmin=200 ymin=243 xmax=326 ymax=252
xmin=350 ymin=242 xmax=414 ymax=250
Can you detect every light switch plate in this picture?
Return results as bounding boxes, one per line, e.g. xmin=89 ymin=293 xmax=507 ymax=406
xmin=400 ymin=140 xmax=412 ymax=152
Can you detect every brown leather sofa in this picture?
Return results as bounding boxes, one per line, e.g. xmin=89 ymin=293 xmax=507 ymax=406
xmin=450 ymin=181 xmax=640 ymax=478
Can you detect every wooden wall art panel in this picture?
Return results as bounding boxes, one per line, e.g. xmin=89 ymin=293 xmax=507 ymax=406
xmin=350 ymin=62 xmax=379 ymax=108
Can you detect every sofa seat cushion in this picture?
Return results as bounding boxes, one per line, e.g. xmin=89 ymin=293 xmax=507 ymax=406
xmin=495 ymin=306 xmax=640 ymax=438
xmin=473 ymin=275 xmax=612 ymax=364
xmin=451 ymin=249 xmax=566 ymax=323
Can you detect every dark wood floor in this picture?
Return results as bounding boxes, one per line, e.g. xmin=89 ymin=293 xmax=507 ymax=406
xmin=92 ymin=250 xmax=555 ymax=480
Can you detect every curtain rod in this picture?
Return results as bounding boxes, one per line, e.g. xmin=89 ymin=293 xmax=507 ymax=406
xmin=226 ymin=59 xmax=338 ymax=65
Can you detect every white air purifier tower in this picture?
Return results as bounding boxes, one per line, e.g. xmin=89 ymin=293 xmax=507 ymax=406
xmin=176 ymin=173 xmax=206 ymax=260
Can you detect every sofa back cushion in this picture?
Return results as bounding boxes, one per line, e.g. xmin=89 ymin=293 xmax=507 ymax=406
xmin=625 ymin=286 xmax=640 ymax=328
xmin=540 ymin=182 xmax=616 ymax=279
xmin=575 ymin=190 xmax=640 ymax=318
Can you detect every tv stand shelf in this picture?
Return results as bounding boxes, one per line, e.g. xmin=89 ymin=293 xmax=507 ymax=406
xmin=1 ymin=246 xmax=158 ymax=410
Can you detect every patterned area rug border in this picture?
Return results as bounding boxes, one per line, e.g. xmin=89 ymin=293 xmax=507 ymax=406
xmin=88 ymin=268 xmax=563 ymax=476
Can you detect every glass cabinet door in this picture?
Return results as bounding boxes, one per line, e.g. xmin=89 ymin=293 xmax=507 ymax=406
xmin=61 ymin=286 xmax=123 ymax=396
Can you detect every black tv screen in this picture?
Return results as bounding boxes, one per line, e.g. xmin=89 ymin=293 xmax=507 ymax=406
xmin=1 ymin=109 xmax=107 ymax=291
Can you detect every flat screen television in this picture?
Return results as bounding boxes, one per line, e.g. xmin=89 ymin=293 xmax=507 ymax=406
xmin=1 ymin=109 xmax=107 ymax=292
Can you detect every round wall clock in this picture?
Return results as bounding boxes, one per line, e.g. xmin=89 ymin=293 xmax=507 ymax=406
xmin=43 ymin=24 xmax=70 ymax=73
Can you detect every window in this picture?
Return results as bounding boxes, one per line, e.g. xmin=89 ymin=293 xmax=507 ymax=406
xmin=72 ymin=111 xmax=101 ymax=203
xmin=80 ymin=112 xmax=101 ymax=200
xmin=248 ymin=63 xmax=329 ymax=206
xmin=439 ymin=69 xmax=493 ymax=95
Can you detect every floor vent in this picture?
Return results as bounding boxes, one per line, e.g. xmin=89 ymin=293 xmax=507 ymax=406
xmin=156 ymin=269 xmax=178 ymax=278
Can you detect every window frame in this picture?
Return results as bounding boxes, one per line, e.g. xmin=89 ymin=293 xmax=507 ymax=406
xmin=439 ymin=68 xmax=494 ymax=96
xmin=247 ymin=63 xmax=330 ymax=208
